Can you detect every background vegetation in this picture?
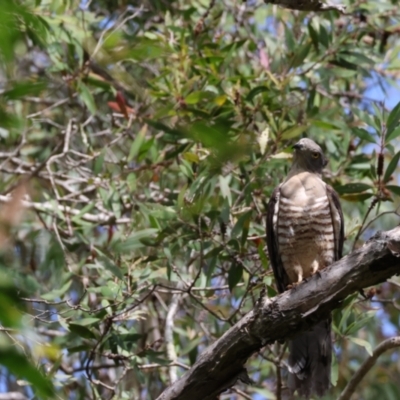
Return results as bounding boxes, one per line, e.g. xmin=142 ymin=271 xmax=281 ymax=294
xmin=0 ymin=0 xmax=400 ymax=399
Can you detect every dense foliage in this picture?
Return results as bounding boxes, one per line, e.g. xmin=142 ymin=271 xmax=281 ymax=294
xmin=0 ymin=0 xmax=400 ymax=399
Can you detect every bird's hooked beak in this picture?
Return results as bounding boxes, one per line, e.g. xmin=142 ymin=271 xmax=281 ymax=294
xmin=292 ymin=142 xmax=303 ymax=151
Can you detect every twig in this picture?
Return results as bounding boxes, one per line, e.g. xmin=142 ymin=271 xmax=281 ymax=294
xmin=338 ymin=336 xmax=400 ymax=400
xmin=0 ymin=194 xmax=131 ymax=225
xmin=165 ymin=289 xmax=183 ymax=384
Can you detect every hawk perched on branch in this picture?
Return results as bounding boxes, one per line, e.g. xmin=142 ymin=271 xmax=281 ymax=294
xmin=266 ymin=138 xmax=344 ymax=398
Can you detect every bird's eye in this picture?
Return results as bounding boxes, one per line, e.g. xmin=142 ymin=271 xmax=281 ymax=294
xmin=312 ymin=152 xmax=320 ymax=158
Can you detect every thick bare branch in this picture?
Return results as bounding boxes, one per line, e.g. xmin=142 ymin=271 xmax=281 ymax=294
xmin=264 ymin=0 xmax=346 ymax=12
xmin=157 ymin=227 xmax=400 ymax=400
xmin=338 ymin=336 xmax=400 ymax=400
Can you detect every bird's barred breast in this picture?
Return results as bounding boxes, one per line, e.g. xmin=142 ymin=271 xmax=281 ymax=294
xmin=277 ymin=195 xmax=335 ymax=273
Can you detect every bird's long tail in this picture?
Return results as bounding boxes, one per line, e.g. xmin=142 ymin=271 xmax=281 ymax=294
xmin=287 ymin=318 xmax=332 ymax=398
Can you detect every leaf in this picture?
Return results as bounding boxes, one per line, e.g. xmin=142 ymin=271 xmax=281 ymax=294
xmin=386 ymin=185 xmax=400 ymax=196
xmin=311 ymin=120 xmax=341 ymax=130
xmin=0 ymin=347 xmax=54 ymax=397
xmin=219 ymin=175 xmax=232 ymax=206
xmin=2 ymin=80 xmax=46 ymax=100
xmin=185 ymin=91 xmax=206 ymax=105
xmin=387 ymin=101 xmax=400 ymax=135
xmin=258 ymin=127 xmax=269 ymax=155
xmin=78 ymin=82 xmax=96 ymax=114
xmin=331 ymin=353 xmax=339 ymax=386
xmin=228 ymin=262 xmax=243 ymax=292
xmin=352 ymin=128 xmax=376 ymax=143
xmin=214 ymin=95 xmax=227 ymax=106
xmin=340 ymin=193 xmax=374 ymax=202
xmin=335 ymin=183 xmax=372 ymax=194
xmin=68 ymin=323 xmax=97 ymax=339
xmin=114 ymin=229 xmax=158 ymax=253
xmin=386 ymin=126 xmax=400 ymax=142
xmin=41 ymin=281 xmax=72 ymax=301
xmin=318 ymin=23 xmax=330 ymax=48
xmin=246 ymin=86 xmax=269 ymax=102
xmin=73 ymin=318 xmax=101 ymax=327
xmin=337 ymin=304 xmax=354 ymax=333
xmin=384 ymin=151 xmax=400 ymax=183
xmin=345 ymin=312 xmax=375 ymax=335
xmin=93 ymin=150 xmax=105 ymax=175
xmin=128 ymin=125 xmax=147 ymax=161
xmin=204 ymin=246 xmax=223 ymax=259
xmin=231 ymin=211 xmax=252 ymax=241
xmin=331 ymin=58 xmax=358 ymax=71
xmin=350 ymin=337 xmax=373 ymax=356
xmin=281 ymin=125 xmax=308 ymax=140
xmin=182 ymin=152 xmax=200 ymax=163
xmin=340 ymin=51 xmax=375 ymax=65
xmin=71 ymin=202 xmax=95 ymax=224
xmin=308 ymin=22 xmax=319 ymax=50
xmin=290 ymin=42 xmax=311 ymax=68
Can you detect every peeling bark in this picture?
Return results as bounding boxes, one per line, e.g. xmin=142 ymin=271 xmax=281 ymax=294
xmin=156 ymin=227 xmax=400 ymax=400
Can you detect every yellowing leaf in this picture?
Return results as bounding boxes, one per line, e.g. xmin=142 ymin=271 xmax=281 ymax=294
xmin=258 ymin=127 xmax=269 ymax=155
xmin=214 ymin=95 xmax=227 ymax=106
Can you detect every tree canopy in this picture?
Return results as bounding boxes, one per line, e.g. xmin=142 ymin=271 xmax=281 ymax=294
xmin=0 ymin=0 xmax=400 ymax=399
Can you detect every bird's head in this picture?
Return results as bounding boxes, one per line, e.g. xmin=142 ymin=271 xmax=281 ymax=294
xmin=291 ymin=138 xmax=328 ymax=174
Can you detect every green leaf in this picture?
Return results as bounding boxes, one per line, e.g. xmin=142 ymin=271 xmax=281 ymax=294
xmin=386 ymin=126 xmax=400 ymax=142
xmin=128 ymin=125 xmax=147 ymax=161
xmin=318 ymin=23 xmax=330 ymax=48
xmin=41 ymin=280 xmax=72 ymax=301
xmin=246 ymin=86 xmax=268 ymax=102
xmin=311 ymin=120 xmax=341 ymax=130
xmin=68 ymin=323 xmax=97 ymax=339
xmin=308 ymin=22 xmax=319 ymax=50
xmin=330 ymin=58 xmax=358 ymax=70
xmin=204 ymin=246 xmax=223 ymax=259
xmin=114 ymin=229 xmax=158 ymax=253
xmin=384 ymin=151 xmax=400 ymax=183
xmin=386 ymin=185 xmax=400 ymax=196
xmin=0 ymin=347 xmax=54 ymax=397
xmin=387 ymin=101 xmax=400 ymax=135
xmin=345 ymin=311 xmax=375 ymax=335
xmin=352 ymin=128 xmax=376 ymax=143
xmin=93 ymin=150 xmax=105 ymax=175
xmin=350 ymin=337 xmax=373 ymax=356
xmin=228 ymin=262 xmax=243 ymax=292
xmin=281 ymin=125 xmax=308 ymax=140
xmin=78 ymin=82 xmax=96 ymax=114
xmin=331 ymin=352 xmax=339 ymax=386
xmin=336 ymin=183 xmax=372 ymax=194
xmin=2 ymin=80 xmax=46 ymax=100
xmin=231 ymin=211 xmax=252 ymax=239
xmin=73 ymin=318 xmax=101 ymax=327
xmin=185 ymin=91 xmax=206 ymax=105
xmin=290 ymin=42 xmax=311 ymax=68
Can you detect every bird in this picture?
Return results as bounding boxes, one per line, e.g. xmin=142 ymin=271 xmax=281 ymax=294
xmin=266 ymin=138 xmax=344 ymax=398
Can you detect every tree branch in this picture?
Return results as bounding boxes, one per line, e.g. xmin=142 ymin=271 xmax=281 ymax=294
xmin=0 ymin=194 xmax=131 ymax=225
xmin=264 ymin=0 xmax=346 ymax=12
xmin=156 ymin=226 xmax=400 ymax=400
xmin=338 ymin=336 xmax=400 ymax=400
